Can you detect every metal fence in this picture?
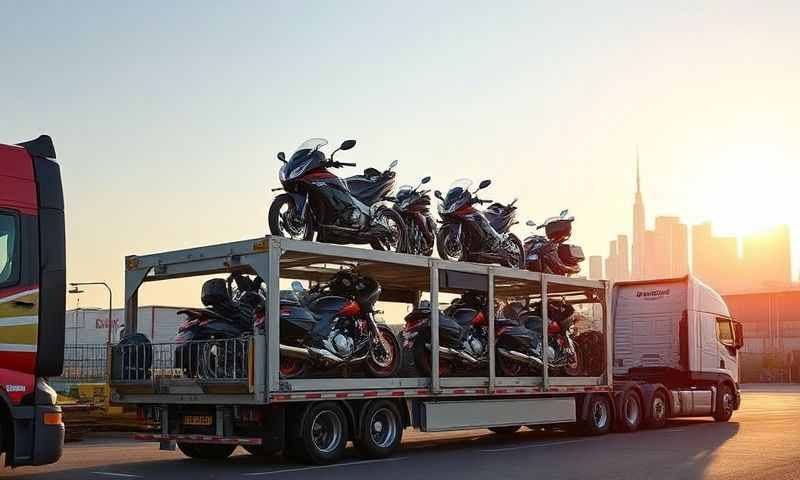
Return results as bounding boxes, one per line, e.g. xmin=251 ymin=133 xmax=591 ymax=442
xmin=111 ymin=337 xmax=251 ymax=384
xmin=61 ymin=344 xmax=109 ymax=382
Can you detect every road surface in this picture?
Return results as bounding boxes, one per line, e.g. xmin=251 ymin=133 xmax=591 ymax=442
xmin=3 ymin=385 xmax=799 ymax=480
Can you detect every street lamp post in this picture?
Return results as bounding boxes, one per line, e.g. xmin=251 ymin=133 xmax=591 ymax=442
xmin=69 ymin=282 xmax=113 ymax=344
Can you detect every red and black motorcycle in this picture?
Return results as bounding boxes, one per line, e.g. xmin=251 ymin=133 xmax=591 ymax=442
xmin=524 ymin=210 xmax=585 ymax=276
xmin=268 ymin=270 xmax=402 ymax=379
xmin=391 ymin=176 xmax=437 ymax=256
xmin=269 ymin=138 xmax=406 ymax=251
xmin=434 ymin=179 xmax=525 ymax=268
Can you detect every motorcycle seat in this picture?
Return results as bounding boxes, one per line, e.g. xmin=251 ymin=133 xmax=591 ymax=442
xmin=346 ymin=170 xmax=396 ymax=206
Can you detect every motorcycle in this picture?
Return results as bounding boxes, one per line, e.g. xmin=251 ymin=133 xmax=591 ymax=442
xmin=390 ymin=176 xmax=437 ymax=256
xmin=434 ymin=179 xmax=525 ymax=268
xmin=268 ymin=138 xmax=407 ymax=252
xmin=494 ymin=298 xmax=585 ymax=376
xmin=402 ymin=292 xmax=512 ymax=376
xmin=174 ymin=274 xmax=264 ymax=378
xmin=523 ymin=209 xmax=585 ymax=275
xmin=265 ymin=270 xmax=402 ymax=379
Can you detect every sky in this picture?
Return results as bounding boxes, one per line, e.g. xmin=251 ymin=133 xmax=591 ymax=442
xmin=2 ymin=0 xmax=799 ymax=309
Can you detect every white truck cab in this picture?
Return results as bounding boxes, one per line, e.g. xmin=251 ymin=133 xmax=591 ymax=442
xmin=612 ymin=275 xmax=742 ymax=424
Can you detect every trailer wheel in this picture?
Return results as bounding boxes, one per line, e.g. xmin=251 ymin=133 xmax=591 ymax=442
xmin=291 ymin=402 xmax=349 ymax=465
xmin=581 ymin=395 xmax=612 ymax=435
xmin=713 ymin=384 xmax=734 ymax=422
xmin=488 ymin=425 xmax=521 ymax=435
xmin=177 ymin=442 xmax=236 ymax=460
xmin=617 ymin=390 xmax=642 ymax=433
xmin=646 ymin=390 xmax=668 ymax=429
xmin=355 ymin=400 xmax=404 ymax=459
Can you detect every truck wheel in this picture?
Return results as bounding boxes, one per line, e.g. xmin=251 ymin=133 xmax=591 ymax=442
xmin=293 ymin=402 xmax=349 ymax=465
xmin=581 ymin=395 xmax=612 ymax=435
xmin=177 ymin=442 xmax=236 ymax=460
xmin=646 ymin=390 xmax=668 ymax=429
xmin=488 ymin=425 xmax=521 ymax=435
xmin=713 ymin=384 xmax=734 ymax=422
xmin=355 ymin=400 xmax=404 ymax=459
xmin=617 ymin=390 xmax=642 ymax=433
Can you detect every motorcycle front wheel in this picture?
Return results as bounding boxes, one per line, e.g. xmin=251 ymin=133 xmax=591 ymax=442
xmin=563 ymin=342 xmax=584 ymax=377
xmin=268 ymin=194 xmax=314 ymax=241
xmin=370 ymin=208 xmax=406 ymax=252
xmin=436 ymin=225 xmax=465 ymax=262
xmin=365 ymin=324 xmax=402 ymax=378
xmin=502 ymin=233 xmax=526 ymax=269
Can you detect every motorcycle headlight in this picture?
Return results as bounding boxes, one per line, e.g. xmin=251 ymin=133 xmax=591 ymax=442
xmin=288 ymin=158 xmax=314 ymax=180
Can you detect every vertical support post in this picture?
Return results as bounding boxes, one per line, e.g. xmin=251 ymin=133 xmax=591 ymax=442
xmin=604 ymin=281 xmax=614 ymax=388
xmin=125 ymin=289 xmax=138 ymax=337
xmin=430 ymin=260 xmax=440 ymax=394
xmin=541 ymin=273 xmax=549 ymax=391
xmin=159 ymin=406 xmax=176 ymax=451
xmin=487 ymin=268 xmax=496 ymax=393
xmin=266 ymin=237 xmax=282 ymax=396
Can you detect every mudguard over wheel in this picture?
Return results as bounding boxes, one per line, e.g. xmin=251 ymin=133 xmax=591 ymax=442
xmin=354 ymin=400 xmax=404 ymax=458
xmin=268 ymin=194 xmax=314 ymax=241
xmin=178 ymin=442 xmax=236 ymax=460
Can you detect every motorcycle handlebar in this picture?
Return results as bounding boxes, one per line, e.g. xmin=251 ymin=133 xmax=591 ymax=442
xmin=339 ymin=161 xmax=357 ymax=167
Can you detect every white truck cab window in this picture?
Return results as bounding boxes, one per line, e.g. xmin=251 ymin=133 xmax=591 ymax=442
xmin=716 ymin=317 xmax=734 ymax=346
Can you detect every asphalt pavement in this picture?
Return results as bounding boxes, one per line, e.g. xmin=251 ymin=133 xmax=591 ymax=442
xmin=3 ymin=385 xmax=799 ymax=480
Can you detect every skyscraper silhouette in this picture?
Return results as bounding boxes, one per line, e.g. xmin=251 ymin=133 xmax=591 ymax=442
xmin=631 ymin=149 xmax=646 ymax=280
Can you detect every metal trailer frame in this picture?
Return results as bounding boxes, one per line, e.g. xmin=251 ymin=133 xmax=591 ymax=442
xmin=113 ymin=236 xmax=613 ymax=406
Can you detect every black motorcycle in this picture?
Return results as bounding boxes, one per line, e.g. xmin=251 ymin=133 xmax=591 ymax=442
xmin=269 ymin=138 xmax=406 ymax=251
xmin=265 ymin=270 xmax=402 ymax=379
xmin=434 ymin=179 xmax=525 ymax=268
xmin=402 ymin=292 xmax=505 ymax=376
xmin=391 ymin=176 xmax=437 ymax=256
xmin=174 ymin=274 xmax=263 ymax=378
xmin=495 ymin=299 xmax=585 ymax=376
xmin=524 ymin=210 xmax=585 ymax=276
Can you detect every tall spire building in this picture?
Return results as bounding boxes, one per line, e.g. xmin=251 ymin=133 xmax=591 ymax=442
xmin=631 ymin=149 xmax=646 ymax=280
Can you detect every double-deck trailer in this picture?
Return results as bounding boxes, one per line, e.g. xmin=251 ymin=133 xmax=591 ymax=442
xmin=110 ymin=236 xmax=742 ymax=464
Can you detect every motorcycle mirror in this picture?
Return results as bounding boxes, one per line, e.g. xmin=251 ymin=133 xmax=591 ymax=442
xmin=389 ymin=159 xmax=399 ymax=170
xmin=421 ymin=176 xmax=431 ymax=184
xmin=560 ymin=209 xmax=569 ymax=217
xmin=340 ymin=139 xmax=357 ymax=151
xmin=277 ymin=152 xmax=286 ymax=163
xmin=291 ymin=281 xmax=305 ymax=293
xmin=478 ymin=179 xmax=491 ymax=190
xmin=434 ymin=190 xmax=443 ymax=200
xmin=526 ymin=220 xmax=536 ymax=227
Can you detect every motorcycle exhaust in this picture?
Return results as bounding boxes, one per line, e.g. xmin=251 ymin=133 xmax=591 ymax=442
xmin=425 ymin=343 xmax=480 ymax=364
xmin=280 ymin=344 xmax=366 ymax=367
xmin=497 ymin=347 xmax=544 ymax=368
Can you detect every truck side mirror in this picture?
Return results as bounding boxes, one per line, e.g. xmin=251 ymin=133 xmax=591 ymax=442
xmin=733 ymin=320 xmax=744 ymax=350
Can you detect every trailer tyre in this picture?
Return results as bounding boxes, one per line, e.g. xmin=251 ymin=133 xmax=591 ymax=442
xmin=355 ymin=400 xmax=404 ymax=459
xmin=292 ymin=402 xmax=349 ymax=465
xmin=488 ymin=425 xmax=521 ymax=435
xmin=646 ymin=390 xmax=668 ymax=429
xmin=177 ymin=442 xmax=236 ymax=460
xmin=713 ymin=384 xmax=734 ymax=422
xmin=617 ymin=390 xmax=642 ymax=433
xmin=581 ymin=395 xmax=612 ymax=435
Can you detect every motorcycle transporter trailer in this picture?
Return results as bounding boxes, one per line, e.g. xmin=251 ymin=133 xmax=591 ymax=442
xmin=109 ymin=236 xmax=740 ymax=464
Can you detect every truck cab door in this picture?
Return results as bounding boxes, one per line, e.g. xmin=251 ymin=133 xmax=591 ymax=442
xmin=716 ymin=317 xmax=739 ymax=382
xmin=699 ymin=312 xmax=719 ymax=373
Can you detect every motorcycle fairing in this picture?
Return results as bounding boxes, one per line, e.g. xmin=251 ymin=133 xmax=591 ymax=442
xmin=484 ymin=202 xmax=517 ymax=234
xmin=346 ymin=170 xmax=396 ymax=206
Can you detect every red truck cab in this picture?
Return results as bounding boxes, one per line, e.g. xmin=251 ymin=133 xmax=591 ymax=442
xmin=0 ymin=135 xmax=65 ymax=467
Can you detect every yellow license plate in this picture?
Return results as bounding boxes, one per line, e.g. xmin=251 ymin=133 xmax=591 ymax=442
xmin=183 ymin=415 xmax=213 ymax=426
